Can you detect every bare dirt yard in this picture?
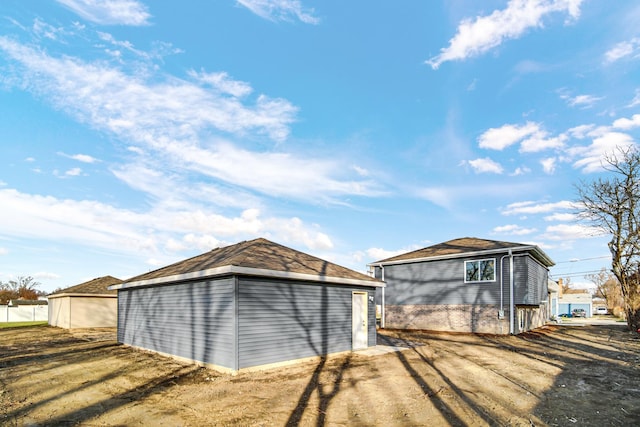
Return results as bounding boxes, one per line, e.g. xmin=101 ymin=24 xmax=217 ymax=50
xmin=1 ymin=323 xmax=639 ymax=426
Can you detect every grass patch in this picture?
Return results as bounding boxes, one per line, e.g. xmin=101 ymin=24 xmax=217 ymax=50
xmin=0 ymin=321 xmax=48 ymax=329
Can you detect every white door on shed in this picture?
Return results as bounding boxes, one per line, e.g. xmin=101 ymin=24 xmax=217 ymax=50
xmin=352 ymin=292 xmax=368 ymax=350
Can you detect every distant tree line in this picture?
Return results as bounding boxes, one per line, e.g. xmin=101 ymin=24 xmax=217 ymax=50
xmin=0 ymin=276 xmax=46 ymax=305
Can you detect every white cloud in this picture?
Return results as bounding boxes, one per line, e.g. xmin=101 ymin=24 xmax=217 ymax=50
xmin=65 ymin=167 xmax=82 ymax=176
xmin=478 ymin=122 xmax=540 ymax=150
xmin=501 ymin=200 xmax=574 ymax=215
xmin=56 ymin=0 xmax=151 ymax=26
xmin=612 ymin=114 xmax=640 ymax=130
xmin=510 ymin=166 xmax=531 ymax=176
xmin=628 ymin=89 xmax=640 ymax=108
xmin=364 ymin=245 xmax=422 ymax=262
xmin=604 ymin=37 xmax=640 ymax=63
xmin=567 ymin=124 xmax=596 ymax=139
xmin=166 ymin=141 xmax=382 ymax=202
xmin=59 ymin=153 xmax=99 ymax=163
xmin=520 ymin=132 xmax=567 ymax=153
xmin=32 ymin=18 xmax=68 ymax=41
xmin=0 ymin=187 xmax=335 ymax=257
xmin=468 ymin=157 xmax=504 ymax=174
xmin=492 ymin=224 xmax=537 ymax=235
xmin=0 ymin=37 xmax=296 ymax=143
xmin=544 ymin=212 xmax=575 ymax=221
xmin=0 ymin=247 xmax=8 ymax=255
xmin=560 ymin=93 xmax=604 ymax=108
xmin=0 ymin=38 xmax=379 ymax=203
xmin=541 ymin=157 xmax=556 ymax=174
xmin=540 ymin=223 xmax=603 ymax=240
xmin=237 ymin=0 xmax=320 ymax=24
xmin=569 ymin=132 xmax=636 ymax=173
xmin=426 ymin=0 xmax=583 ymax=69
xmin=188 ymin=70 xmax=253 ymax=98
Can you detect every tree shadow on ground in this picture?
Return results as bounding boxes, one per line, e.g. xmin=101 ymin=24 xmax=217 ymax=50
xmin=380 ymin=324 xmax=640 ymax=426
xmin=0 ymin=326 xmax=201 ymax=426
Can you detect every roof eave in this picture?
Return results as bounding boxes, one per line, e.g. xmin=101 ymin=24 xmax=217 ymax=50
xmin=109 ymin=265 xmax=385 ymax=291
xmin=369 ymin=245 xmax=554 ymax=268
xmin=48 ymin=293 xmax=117 ymax=298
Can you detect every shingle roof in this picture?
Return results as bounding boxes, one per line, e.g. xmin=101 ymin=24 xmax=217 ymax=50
xmin=124 ymin=238 xmax=380 ymax=285
xmin=372 ymin=237 xmax=554 ymax=266
xmin=49 ymin=275 xmax=123 ymax=296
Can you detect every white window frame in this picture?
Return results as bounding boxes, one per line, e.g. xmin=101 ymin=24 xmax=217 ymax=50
xmin=464 ymin=258 xmax=496 ymax=283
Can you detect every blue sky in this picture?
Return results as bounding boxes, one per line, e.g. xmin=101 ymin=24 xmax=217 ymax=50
xmin=1 ymin=0 xmax=639 ymax=293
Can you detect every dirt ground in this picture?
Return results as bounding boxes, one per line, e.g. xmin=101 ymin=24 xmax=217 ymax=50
xmin=1 ymin=323 xmax=639 ymax=427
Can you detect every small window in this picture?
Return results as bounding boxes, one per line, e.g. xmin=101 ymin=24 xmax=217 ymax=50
xmin=464 ymin=258 xmax=496 ymax=283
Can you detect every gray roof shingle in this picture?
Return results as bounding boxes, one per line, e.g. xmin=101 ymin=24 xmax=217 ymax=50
xmin=49 ymin=275 xmax=123 ymax=296
xmin=125 ymin=238 xmax=380 ymax=285
xmin=372 ymin=237 xmax=554 ymax=266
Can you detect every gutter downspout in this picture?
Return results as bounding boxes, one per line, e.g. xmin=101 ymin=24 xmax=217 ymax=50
xmin=509 ymin=249 xmax=515 ymax=335
xmin=499 ymin=254 xmax=510 ymax=319
xmin=380 ymin=265 xmax=385 ymax=329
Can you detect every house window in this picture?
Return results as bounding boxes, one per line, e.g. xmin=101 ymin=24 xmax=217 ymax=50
xmin=464 ymin=259 xmax=496 ymax=283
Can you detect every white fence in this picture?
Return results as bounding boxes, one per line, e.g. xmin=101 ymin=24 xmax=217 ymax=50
xmin=0 ymin=305 xmax=48 ymax=322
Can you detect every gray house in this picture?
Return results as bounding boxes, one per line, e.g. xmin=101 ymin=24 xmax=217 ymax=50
xmin=110 ymin=238 xmax=383 ymax=373
xmin=369 ymin=237 xmax=555 ymax=335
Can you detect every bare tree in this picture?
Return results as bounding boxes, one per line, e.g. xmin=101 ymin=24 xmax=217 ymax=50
xmin=587 ymin=268 xmax=623 ymax=310
xmin=576 ymin=146 xmax=640 ymax=331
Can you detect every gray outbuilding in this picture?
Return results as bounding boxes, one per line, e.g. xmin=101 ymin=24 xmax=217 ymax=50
xmin=110 ymin=238 xmax=383 ymax=373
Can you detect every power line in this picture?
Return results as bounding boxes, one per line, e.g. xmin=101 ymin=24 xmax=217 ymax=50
xmin=549 ymin=270 xmax=610 ymax=279
xmin=553 ymin=255 xmax=611 ymax=264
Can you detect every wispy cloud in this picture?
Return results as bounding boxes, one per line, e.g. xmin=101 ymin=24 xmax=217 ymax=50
xmin=362 ymin=245 xmax=423 ymax=263
xmin=58 ymin=152 xmax=99 ymax=163
xmin=604 ymin=37 xmax=640 ymax=63
xmin=568 ymin=131 xmax=636 ymax=173
xmin=501 ymin=200 xmax=574 ymax=216
xmin=0 ymin=37 xmax=296 ymax=143
xmin=560 ymin=93 xmax=604 ymax=108
xmin=426 ymin=0 xmax=583 ymax=69
xmin=541 ymin=157 xmax=556 ymax=174
xmin=56 ymin=0 xmax=151 ymax=26
xmin=628 ymin=89 xmax=640 ymax=108
xmin=492 ymin=224 xmax=537 ymax=235
xmin=544 ymin=212 xmax=575 ymax=221
xmin=540 ymin=223 xmax=603 ymax=240
xmin=237 ymin=0 xmax=320 ymax=24
xmin=65 ymin=167 xmax=82 ymax=177
xmin=467 ymin=157 xmax=504 ymax=174
xmin=0 ymin=188 xmax=335 ymax=261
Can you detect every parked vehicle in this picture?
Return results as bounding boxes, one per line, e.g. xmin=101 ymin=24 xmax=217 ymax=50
xmin=595 ymin=306 xmax=608 ymax=315
xmin=572 ymin=308 xmax=586 ymax=318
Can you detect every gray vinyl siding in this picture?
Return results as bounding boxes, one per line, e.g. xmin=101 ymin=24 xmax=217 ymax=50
xmin=514 ymin=256 xmax=549 ymax=305
xmin=376 ymin=257 xmax=505 ymax=306
xmin=376 ymin=251 xmax=549 ymax=308
xmin=237 ymin=277 xmax=376 ymax=369
xmin=117 ymin=278 xmax=236 ymax=369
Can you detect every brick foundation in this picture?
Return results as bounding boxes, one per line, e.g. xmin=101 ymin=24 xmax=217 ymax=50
xmin=384 ymin=304 xmax=510 ymax=335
